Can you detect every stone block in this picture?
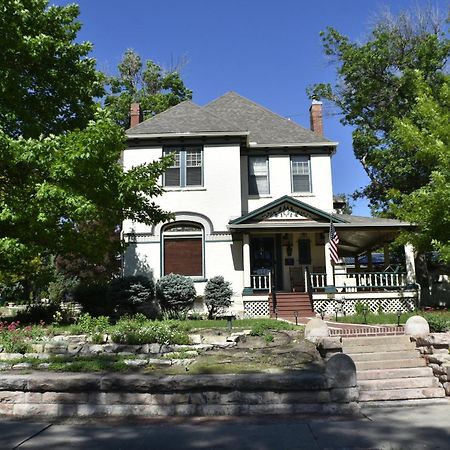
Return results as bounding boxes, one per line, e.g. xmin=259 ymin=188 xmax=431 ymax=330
xmin=444 ymin=382 xmax=450 ymax=396
xmin=13 ymin=403 xmax=60 ymax=417
xmin=305 ymin=318 xmax=329 ymax=342
xmin=28 ymin=374 xmax=100 ymax=392
xmin=330 ymin=387 xmax=359 ymax=403
xmin=24 ymin=353 xmax=50 ymax=360
xmin=12 ymin=362 xmax=32 ymax=370
xmin=0 ymin=391 xmax=25 ymax=403
xmin=31 ymin=343 xmax=44 ymax=353
xmin=325 ymin=353 xmax=357 ymax=388
xmin=0 ymin=353 xmax=23 ymax=360
xmin=188 ymin=334 xmax=202 ymax=344
xmin=0 ymin=363 xmax=12 ymax=370
xmin=124 ymin=359 xmax=148 ymax=367
xmin=44 ymin=343 xmax=68 ymax=354
xmin=42 ymin=392 xmax=89 ymax=404
xmin=405 ymin=316 xmax=430 ymax=338
xmin=101 ymin=344 xmax=121 ymax=353
xmin=24 ymin=392 xmax=43 ymax=403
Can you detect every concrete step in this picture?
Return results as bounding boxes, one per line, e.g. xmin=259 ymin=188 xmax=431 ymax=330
xmin=341 ymin=335 xmax=411 ymax=347
xmin=357 ymin=366 xmax=434 ymax=380
xmin=355 ymin=358 xmax=426 ymax=371
xmin=359 ymin=387 xmax=446 ymax=402
xmin=342 ymin=341 xmax=416 ymax=354
xmin=359 ymin=376 xmax=440 ymax=391
xmin=349 ymin=350 xmax=420 ymax=362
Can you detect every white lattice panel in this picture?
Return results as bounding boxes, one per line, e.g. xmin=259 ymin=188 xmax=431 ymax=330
xmin=313 ymin=298 xmax=416 ymax=317
xmin=243 ymin=300 xmax=270 ymax=317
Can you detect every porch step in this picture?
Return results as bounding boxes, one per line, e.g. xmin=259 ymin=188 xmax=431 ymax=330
xmin=342 ymin=335 xmax=446 ymax=403
xmin=269 ymin=292 xmax=314 ymax=318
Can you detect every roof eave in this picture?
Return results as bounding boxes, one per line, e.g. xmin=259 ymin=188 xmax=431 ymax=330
xmin=126 ymin=131 xmax=250 ymax=140
xmin=248 ymin=141 xmax=338 ymax=148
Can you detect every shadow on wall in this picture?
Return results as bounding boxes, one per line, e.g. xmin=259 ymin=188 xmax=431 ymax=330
xmin=123 ymin=243 xmax=154 ymax=280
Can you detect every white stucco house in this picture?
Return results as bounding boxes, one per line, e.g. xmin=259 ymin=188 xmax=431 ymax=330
xmin=122 ymin=92 xmax=418 ymax=319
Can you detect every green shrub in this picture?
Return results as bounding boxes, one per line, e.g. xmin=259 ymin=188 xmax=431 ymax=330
xmin=156 ymin=274 xmax=196 ymax=317
xmin=0 ymin=282 xmax=25 ymax=304
xmin=204 ymin=276 xmax=233 ymax=319
xmin=0 ymin=321 xmax=45 ymax=354
xmin=422 ymin=313 xmax=450 ymax=332
xmin=110 ymin=317 xmax=191 ymax=345
xmin=46 ymin=273 xmax=79 ymax=304
xmin=76 ymin=313 xmax=110 ymax=335
xmin=354 ymin=301 xmax=366 ymax=315
xmin=14 ymin=303 xmax=59 ymax=325
xmin=107 ymin=276 xmax=159 ymax=318
xmin=73 ymin=282 xmax=109 ymax=316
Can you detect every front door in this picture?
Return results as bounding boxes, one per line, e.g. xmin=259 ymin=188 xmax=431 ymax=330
xmin=250 ymin=237 xmax=283 ymax=290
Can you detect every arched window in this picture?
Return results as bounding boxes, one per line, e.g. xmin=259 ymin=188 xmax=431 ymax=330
xmin=162 ymin=222 xmax=204 ymax=277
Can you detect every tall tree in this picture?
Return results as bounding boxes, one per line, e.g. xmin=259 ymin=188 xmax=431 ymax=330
xmin=0 ymin=0 xmax=103 ymax=138
xmin=105 ymin=49 xmax=192 ymax=128
xmin=308 ymin=8 xmax=450 ymax=213
xmin=0 ymin=110 xmax=173 ymax=284
xmin=392 ymin=72 xmax=450 ymax=261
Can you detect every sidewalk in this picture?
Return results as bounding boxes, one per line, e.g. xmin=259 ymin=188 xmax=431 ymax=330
xmin=3 ymin=400 xmax=450 ymax=449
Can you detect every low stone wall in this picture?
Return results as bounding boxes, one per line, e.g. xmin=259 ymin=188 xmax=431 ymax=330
xmin=412 ymin=333 xmax=450 ymax=396
xmin=0 ymin=354 xmax=359 ymax=417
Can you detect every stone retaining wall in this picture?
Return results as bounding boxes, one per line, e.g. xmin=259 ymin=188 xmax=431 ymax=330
xmin=0 ymin=354 xmax=359 ymax=417
xmin=412 ymin=333 xmax=450 ymax=396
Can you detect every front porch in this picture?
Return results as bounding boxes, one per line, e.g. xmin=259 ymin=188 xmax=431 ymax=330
xmin=229 ymin=196 xmax=418 ymax=319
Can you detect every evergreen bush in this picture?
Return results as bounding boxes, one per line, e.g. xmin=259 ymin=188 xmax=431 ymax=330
xmin=155 ymin=274 xmax=196 ymax=316
xmin=204 ymin=276 xmax=233 ymax=319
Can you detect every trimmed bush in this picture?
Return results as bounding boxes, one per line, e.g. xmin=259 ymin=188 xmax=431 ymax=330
xmin=107 ymin=275 xmax=159 ymax=318
xmin=73 ymin=282 xmax=109 ymax=316
xmin=204 ymin=276 xmax=233 ymax=319
xmin=156 ymin=274 xmax=196 ymax=317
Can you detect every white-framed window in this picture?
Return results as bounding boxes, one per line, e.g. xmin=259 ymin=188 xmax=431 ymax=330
xmin=248 ymin=156 xmax=269 ymax=196
xmin=164 ymin=146 xmax=203 ymax=187
xmin=162 ymin=222 xmax=204 ymax=277
xmin=291 ymin=155 xmax=311 ymax=193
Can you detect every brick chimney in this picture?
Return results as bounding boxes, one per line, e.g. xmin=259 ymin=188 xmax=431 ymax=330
xmin=130 ymin=102 xmax=142 ymax=128
xmin=309 ymin=100 xmax=323 ymax=136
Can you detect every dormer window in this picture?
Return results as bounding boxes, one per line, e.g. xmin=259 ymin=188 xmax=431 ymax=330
xmin=248 ymin=156 xmax=269 ymax=196
xmin=291 ymin=155 xmax=311 ymax=193
xmin=164 ymin=146 xmax=203 ymax=187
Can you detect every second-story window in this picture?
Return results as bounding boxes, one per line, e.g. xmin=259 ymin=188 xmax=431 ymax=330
xmin=291 ymin=155 xmax=311 ymax=193
xmin=164 ymin=146 xmax=203 ymax=187
xmin=248 ymin=156 xmax=269 ymax=196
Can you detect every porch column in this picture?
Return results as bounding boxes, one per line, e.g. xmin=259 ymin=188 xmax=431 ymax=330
xmin=366 ymin=251 xmax=373 ymax=271
xmin=243 ymin=233 xmax=251 ymax=288
xmin=404 ymin=243 xmax=416 ymax=284
xmin=383 ymin=244 xmax=390 ymax=269
xmin=324 ymin=235 xmax=334 ymax=286
xmin=355 ymin=255 xmax=360 ymax=271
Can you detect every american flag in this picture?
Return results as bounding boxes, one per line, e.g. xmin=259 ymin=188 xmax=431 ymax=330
xmin=329 ymin=223 xmax=339 ymax=264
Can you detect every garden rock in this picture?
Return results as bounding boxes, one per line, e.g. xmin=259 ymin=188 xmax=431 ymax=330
xmin=12 ymin=362 xmax=32 ymax=370
xmin=305 ymin=318 xmax=330 ymax=342
xmin=148 ymin=358 xmax=172 ymax=366
xmin=124 ymin=359 xmax=148 ymax=367
xmin=0 ymin=363 xmax=12 ymax=370
xmin=405 ymin=315 xmax=430 ymax=337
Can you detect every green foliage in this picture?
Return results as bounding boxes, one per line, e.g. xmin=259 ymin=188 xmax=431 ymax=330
xmin=105 ymin=49 xmax=192 ymax=128
xmin=73 ymin=281 xmax=109 ymax=316
xmin=110 ymin=316 xmax=191 ymax=345
xmin=155 ymin=274 xmax=196 ymax=316
xmin=0 ymin=282 xmax=25 ymax=304
xmin=75 ymin=313 xmax=110 ymax=335
xmin=390 ymin=73 xmax=450 ymax=261
xmin=1 ymin=110 xmax=173 ymax=285
xmin=14 ymin=303 xmax=59 ymax=325
xmin=424 ymin=313 xmax=450 ymax=332
xmin=0 ymin=321 xmax=45 ymax=354
xmin=107 ymin=275 xmax=158 ymax=318
xmin=309 ymin=8 xmax=450 ymax=213
xmin=204 ymin=276 xmax=233 ymax=319
xmin=0 ymin=0 xmax=103 ymax=138
xmin=354 ymin=301 xmax=366 ymax=315
xmin=46 ymin=272 xmax=79 ymax=304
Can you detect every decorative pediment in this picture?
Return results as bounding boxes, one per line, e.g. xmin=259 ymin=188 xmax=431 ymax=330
xmin=229 ymin=195 xmax=348 ymax=227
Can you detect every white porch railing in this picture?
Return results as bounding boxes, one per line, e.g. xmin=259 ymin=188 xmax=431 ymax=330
xmin=310 ymin=271 xmax=407 ymax=292
xmin=251 ymin=272 xmax=272 ymax=291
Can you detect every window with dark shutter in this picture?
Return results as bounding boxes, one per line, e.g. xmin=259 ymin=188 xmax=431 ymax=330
xmin=162 ymin=222 xmax=203 ymax=277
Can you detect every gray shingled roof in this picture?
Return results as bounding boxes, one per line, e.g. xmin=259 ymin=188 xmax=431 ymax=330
xmin=335 ymin=214 xmax=412 ymax=227
xmin=203 ymin=92 xmax=332 ymax=145
xmin=127 ymin=92 xmax=334 ymax=146
xmin=126 ymin=100 xmax=243 ymax=136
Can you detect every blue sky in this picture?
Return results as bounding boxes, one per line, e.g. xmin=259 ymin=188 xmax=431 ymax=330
xmin=53 ymin=0 xmax=448 ymax=216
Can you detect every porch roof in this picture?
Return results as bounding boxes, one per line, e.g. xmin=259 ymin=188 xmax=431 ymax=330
xmin=228 ymin=197 xmax=414 ymax=256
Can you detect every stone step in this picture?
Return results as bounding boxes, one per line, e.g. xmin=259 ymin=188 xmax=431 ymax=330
xmin=342 ymin=341 xmax=416 ymax=354
xmin=357 ymin=366 xmax=434 ymax=380
xmin=348 ymin=350 xmax=420 ymax=362
xmin=359 ymin=387 xmax=446 ymax=402
xmin=359 ymin=376 xmax=440 ymax=391
xmin=355 ymin=358 xmax=426 ymax=371
xmin=341 ymin=335 xmax=411 ymax=346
